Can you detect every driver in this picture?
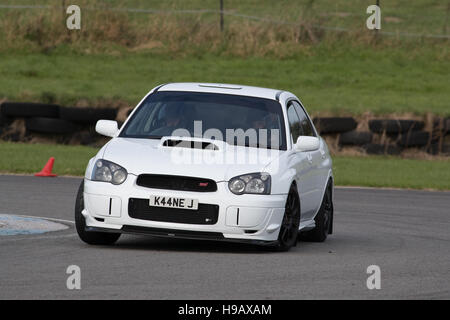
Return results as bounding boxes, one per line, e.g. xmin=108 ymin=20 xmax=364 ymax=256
xmin=151 ymin=103 xmax=184 ymax=136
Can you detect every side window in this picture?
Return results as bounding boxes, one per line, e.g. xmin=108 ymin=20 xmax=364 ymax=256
xmin=287 ymin=103 xmax=303 ymax=143
xmin=292 ymin=101 xmax=315 ymax=137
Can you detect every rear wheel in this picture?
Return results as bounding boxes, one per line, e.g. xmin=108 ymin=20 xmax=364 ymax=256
xmin=75 ymin=181 xmax=121 ymax=245
xmin=300 ymin=181 xmax=333 ymax=242
xmin=272 ymin=184 xmax=301 ymax=251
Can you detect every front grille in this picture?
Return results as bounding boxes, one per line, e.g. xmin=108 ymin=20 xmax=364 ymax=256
xmin=136 ymin=174 xmax=217 ymax=192
xmin=128 ymin=198 xmax=219 ymax=225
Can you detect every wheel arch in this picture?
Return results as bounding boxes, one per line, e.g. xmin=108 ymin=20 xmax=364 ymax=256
xmin=310 ymin=169 xmax=333 ymax=220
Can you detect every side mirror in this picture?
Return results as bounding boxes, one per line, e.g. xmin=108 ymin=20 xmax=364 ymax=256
xmin=95 ymin=120 xmax=118 ymax=137
xmin=294 ymin=136 xmax=320 ymax=152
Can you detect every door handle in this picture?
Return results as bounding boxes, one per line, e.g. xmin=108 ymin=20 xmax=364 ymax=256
xmin=307 ymin=153 xmax=313 ymax=163
xmin=320 ymin=150 xmax=326 ymax=159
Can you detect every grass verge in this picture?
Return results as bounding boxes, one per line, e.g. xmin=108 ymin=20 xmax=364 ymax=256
xmin=0 ymin=142 xmax=449 ymax=190
xmin=333 ymin=156 xmax=450 ymax=190
xmin=1 ymin=46 xmax=449 ymax=115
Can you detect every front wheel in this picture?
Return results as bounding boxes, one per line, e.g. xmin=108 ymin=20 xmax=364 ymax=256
xmin=272 ymin=184 xmax=301 ymax=252
xmin=75 ymin=181 xmax=121 ymax=245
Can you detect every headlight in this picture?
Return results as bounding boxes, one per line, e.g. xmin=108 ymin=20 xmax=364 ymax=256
xmin=228 ymin=173 xmax=271 ymax=195
xmin=92 ymin=159 xmax=128 ymax=185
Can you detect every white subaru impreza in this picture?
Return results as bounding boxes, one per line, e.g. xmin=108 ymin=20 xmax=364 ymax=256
xmin=76 ymin=83 xmax=333 ymax=251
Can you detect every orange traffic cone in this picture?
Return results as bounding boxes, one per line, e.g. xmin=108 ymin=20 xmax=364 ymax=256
xmin=35 ymin=157 xmax=57 ymax=177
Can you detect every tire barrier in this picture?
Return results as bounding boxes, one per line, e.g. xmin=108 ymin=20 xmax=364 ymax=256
xmin=0 ymin=100 xmax=449 ymax=156
xmin=313 ymin=117 xmax=357 ymax=134
xmin=0 ymin=102 xmax=60 ymax=118
xmin=339 ymin=131 xmax=373 ymax=146
xmin=25 ymin=117 xmax=79 ymax=134
xmin=0 ymin=113 xmax=12 ymax=128
xmin=432 ymin=118 xmax=450 ymax=137
xmin=60 ymin=107 xmax=117 ymax=124
xmin=428 ymin=143 xmax=450 ymax=155
xmin=364 ymin=144 xmax=402 ymax=156
xmin=368 ymin=119 xmax=424 ymax=134
xmin=70 ymin=131 xmax=100 ymax=146
xmin=397 ymin=131 xmax=430 ymax=148
xmin=0 ymin=101 xmax=123 ymax=146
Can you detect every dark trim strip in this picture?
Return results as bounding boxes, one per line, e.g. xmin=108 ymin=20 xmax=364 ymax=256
xmin=85 ymin=226 xmax=278 ymax=246
xmin=109 ymin=198 xmax=112 ymax=215
xmin=236 ymin=208 xmax=240 ymax=225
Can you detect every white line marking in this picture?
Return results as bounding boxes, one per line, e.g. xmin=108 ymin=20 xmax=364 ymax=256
xmin=2 ymin=214 xmax=75 ymax=224
xmin=0 ymin=214 xmax=75 ymax=241
xmin=0 ymin=233 xmax=77 ymax=243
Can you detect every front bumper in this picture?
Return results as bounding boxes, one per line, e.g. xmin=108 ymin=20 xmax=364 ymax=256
xmin=82 ymin=175 xmax=287 ymax=243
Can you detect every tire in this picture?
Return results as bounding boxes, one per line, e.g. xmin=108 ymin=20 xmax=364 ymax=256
xmin=428 ymin=143 xmax=450 ymax=155
xmin=300 ymin=181 xmax=333 ymax=242
xmin=368 ymin=119 xmax=424 ymax=134
xmin=25 ymin=117 xmax=78 ymax=134
xmin=0 ymin=113 xmax=12 ymax=128
xmin=271 ymin=184 xmax=301 ymax=252
xmin=1 ymin=102 xmax=60 ymax=118
xmin=364 ymin=143 xmax=402 ymax=155
xmin=397 ymin=131 xmax=430 ymax=147
xmin=432 ymin=118 xmax=450 ymax=137
xmin=60 ymin=107 xmax=117 ymax=124
xmin=75 ymin=181 xmax=121 ymax=245
xmin=313 ymin=117 xmax=357 ymax=134
xmin=70 ymin=131 xmax=98 ymax=146
xmin=339 ymin=131 xmax=373 ymax=145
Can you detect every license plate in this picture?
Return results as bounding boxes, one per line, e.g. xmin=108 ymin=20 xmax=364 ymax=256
xmin=149 ymin=195 xmax=199 ymax=210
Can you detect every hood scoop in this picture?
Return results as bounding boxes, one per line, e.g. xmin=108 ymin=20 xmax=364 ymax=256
xmin=160 ymin=136 xmax=221 ymax=151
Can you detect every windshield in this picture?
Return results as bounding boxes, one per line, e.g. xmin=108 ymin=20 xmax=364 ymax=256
xmin=120 ymin=91 xmax=287 ymax=150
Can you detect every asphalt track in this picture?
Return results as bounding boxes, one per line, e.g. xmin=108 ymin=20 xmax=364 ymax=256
xmin=0 ymin=175 xmax=449 ymax=299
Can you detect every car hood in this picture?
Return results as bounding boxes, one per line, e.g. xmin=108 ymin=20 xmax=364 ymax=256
xmin=102 ymin=137 xmax=283 ymax=181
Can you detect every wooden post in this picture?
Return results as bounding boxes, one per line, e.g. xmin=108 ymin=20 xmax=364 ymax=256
xmin=62 ymin=0 xmax=66 ymax=25
xmin=375 ymin=0 xmax=380 ymax=38
xmin=443 ymin=1 xmax=450 ymax=34
xmin=220 ymin=0 xmax=224 ymax=32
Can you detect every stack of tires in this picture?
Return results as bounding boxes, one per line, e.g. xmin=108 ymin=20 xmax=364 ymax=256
xmin=0 ymin=102 xmax=117 ymax=145
xmin=314 ymin=117 xmax=449 ymax=156
xmin=366 ymin=119 xmax=427 ymax=155
xmin=429 ymin=117 xmax=450 ymax=155
xmin=314 ymin=117 xmax=374 ymax=152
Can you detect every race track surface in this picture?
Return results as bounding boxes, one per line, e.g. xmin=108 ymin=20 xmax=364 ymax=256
xmin=0 ymin=175 xmax=449 ymax=299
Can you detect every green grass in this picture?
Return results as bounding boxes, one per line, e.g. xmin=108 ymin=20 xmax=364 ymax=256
xmin=1 ymin=45 xmax=449 ymax=115
xmin=0 ymin=142 xmax=97 ymax=176
xmin=0 ymin=0 xmax=448 ymax=115
xmin=333 ymin=156 xmax=450 ymax=190
xmin=1 ymin=142 xmax=449 ymax=190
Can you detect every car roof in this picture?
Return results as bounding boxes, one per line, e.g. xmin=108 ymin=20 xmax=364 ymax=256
xmin=157 ymin=82 xmax=283 ymax=100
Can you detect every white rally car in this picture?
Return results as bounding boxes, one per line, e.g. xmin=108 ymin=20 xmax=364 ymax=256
xmin=76 ymin=83 xmax=334 ymax=251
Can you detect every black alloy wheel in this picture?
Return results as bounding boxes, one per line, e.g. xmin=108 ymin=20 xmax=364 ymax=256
xmin=273 ymin=184 xmax=301 ymax=251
